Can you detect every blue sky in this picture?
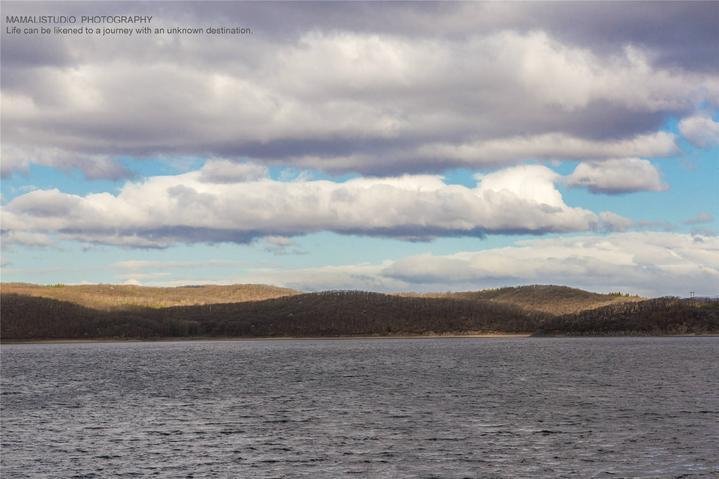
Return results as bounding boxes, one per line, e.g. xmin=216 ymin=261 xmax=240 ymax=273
xmin=1 ymin=2 xmax=718 ymax=296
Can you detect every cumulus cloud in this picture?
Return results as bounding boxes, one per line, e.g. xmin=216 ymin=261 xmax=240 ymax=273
xmin=566 ymin=158 xmax=667 ymax=194
xmin=266 ymin=233 xmax=717 ymax=297
xmin=2 ymin=2 xmax=717 ymax=177
xmin=1 ymin=164 xmax=629 ymax=247
xmin=113 ymin=232 xmax=719 ymax=298
xmin=679 ymin=114 xmax=719 ymax=148
xmin=379 ymin=232 xmax=719 ymax=297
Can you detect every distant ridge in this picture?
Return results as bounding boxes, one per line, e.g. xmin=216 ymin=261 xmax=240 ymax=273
xmin=1 ymin=283 xmax=640 ymax=315
xmin=1 ymin=291 xmax=542 ymax=340
xmin=0 ymin=283 xmax=299 ymax=310
xmin=536 ymin=297 xmax=719 ymax=336
xmin=1 ymin=286 xmax=717 ymax=341
xmin=399 ymin=285 xmax=642 ymax=315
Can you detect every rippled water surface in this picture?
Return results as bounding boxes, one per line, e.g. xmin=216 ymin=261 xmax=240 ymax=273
xmin=2 ymin=337 xmax=718 ymax=478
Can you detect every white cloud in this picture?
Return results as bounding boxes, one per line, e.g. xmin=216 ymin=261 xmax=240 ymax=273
xmin=1 ymin=164 xmax=628 ymax=247
xmin=415 ymin=132 xmax=677 ymax=166
xmin=566 ymin=158 xmax=667 ymax=194
xmin=597 ymin=212 xmax=634 ymax=232
xmin=303 ymin=232 xmax=719 ymax=297
xmin=109 ymin=232 xmax=719 ymax=298
xmin=379 ymin=232 xmax=719 ymax=297
xmin=284 ymin=131 xmax=679 ymax=173
xmin=2 ymin=28 xmax=715 ymax=176
xmin=679 ymin=114 xmax=719 ymax=147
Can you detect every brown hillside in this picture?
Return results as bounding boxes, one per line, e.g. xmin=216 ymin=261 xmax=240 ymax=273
xmin=0 ymin=283 xmax=298 ymax=310
xmin=0 ymin=291 xmax=544 ymax=340
xmin=2 ymin=291 xmax=715 ymax=341
xmin=400 ymin=285 xmax=642 ymax=315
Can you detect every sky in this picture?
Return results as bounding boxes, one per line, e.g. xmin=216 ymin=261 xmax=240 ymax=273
xmin=1 ymin=1 xmax=718 ymax=297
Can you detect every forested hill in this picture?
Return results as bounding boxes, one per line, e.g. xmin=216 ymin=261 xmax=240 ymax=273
xmin=536 ymin=297 xmax=719 ymax=336
xmin=401 ymin=285 xmax=642 ymax=315
xmin=1 ymin=290 xmax=717 ymax=341
xmin=1 ymin=283 xmax=639 ymax=315
xmin=1 ymin=291 xmax=542 ymax=340
xmin=0 ymin=283 xmax=298 ymax=309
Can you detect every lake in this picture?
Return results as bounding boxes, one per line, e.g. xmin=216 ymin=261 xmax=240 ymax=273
xmin=1 ymin=337 xmax=718 ymax=478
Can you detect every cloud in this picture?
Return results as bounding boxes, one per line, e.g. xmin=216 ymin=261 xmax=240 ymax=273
xmin=1 ymin=230 xmax=52 ymax=247
xmin=2 ymin=4 xmax=717 ymax=177
xmin=0 ymin=145 xmax=131 ymax=180
xmin=198 ymin=159 xmax=269 ymax=183
xmin=252 ymin=232 xmax=717 ymax=297
xmin=117 ymin=232 xmax=719 ymax=298
xmin=1 ymin=164 xmax=629 ymax=247
xmin=244 ymin=262 xmax=404 ymax=292
xmin=635 ymin=220 xmax=675 ymax=232
xmin=262 ymin=236 xmax=307 ymax=255
xmin=679 ymin=114 xmax=719 ymax=148
xmin=566 ymin=158 xmax=667 ymax=194
xmin=113 ymin=259 xmax=246 ymax=271
xmin=111 ymin=259 xmax=248 ymax=284
xmin=285 ymin=131 xmax=677 ymax=173
xmin=684 ymin=212 xmax=715 ymax=225
xmin=4 ymin=3 xmax=718 ymax=69
xmin=413 ymin=132 xmax=677 ymax=169
xmin=380 ymin=232 xmax=719 ymax=297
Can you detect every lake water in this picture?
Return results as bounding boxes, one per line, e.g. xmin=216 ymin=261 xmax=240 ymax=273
xmin=1 ymin=337 xmax=718 ymax=478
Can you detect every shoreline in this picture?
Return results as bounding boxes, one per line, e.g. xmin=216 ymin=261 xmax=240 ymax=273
xmin=3 ymin=333 xmax=718 ymax=345
xmin=1 ymin=333 xmax=532 ymax=345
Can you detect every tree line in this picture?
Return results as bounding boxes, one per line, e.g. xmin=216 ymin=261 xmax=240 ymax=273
xmin=1 ymin=292 xmax=717 ymax=340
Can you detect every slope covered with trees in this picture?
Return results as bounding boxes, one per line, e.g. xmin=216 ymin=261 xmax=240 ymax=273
xmin=2 ymin=289 xmax=717 ymax=341
xmin=1 ymin=291 xmax=544 ymax=340
xmin=536 ymin=298 xmax=719 ymax=336
xmin=402 ymin=285 xmax=642 ymax=315
xmin=0 ymin=283 xmax=298 ymax=310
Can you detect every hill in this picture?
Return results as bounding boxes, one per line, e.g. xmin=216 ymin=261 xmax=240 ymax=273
xmin=0 ymin=291 xmax=543 ymax=340
xmin=401 ymin=285 xmax=642 ymax=315
xmin=1 ymin=283 xmax=640 ymax=315
xmin=536 ymin=297 xmax=719 ymax=336
xmin=0 ymin=283 xmax=298 ymax=310
xmin=1 ymin=289 xmax=717 ymax=341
